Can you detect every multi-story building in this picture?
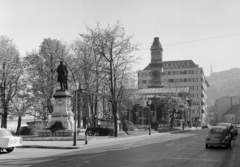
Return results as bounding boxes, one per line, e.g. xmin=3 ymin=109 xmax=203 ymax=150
xmin=137 ymin=37 xmax=210 ymax=123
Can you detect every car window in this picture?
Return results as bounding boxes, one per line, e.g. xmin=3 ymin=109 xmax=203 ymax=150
xmin=219 ymin=124 xmax=230 ymax=128
xmin=0 ymin=129 xmax=13 ymax=137
xmin=211 ymin=129 xmax=225 ymax=134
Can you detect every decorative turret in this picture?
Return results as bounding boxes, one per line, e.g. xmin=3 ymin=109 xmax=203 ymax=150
xmin=151 ymin=37 xmax=163 ymax=63
xmin=148 ymin=37 xmax=164 ymax=88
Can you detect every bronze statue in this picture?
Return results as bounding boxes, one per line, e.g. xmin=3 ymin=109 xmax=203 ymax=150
xmin=57 ymin=61 xmax=68 ymax=90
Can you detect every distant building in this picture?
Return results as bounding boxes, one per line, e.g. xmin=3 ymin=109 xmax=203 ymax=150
xmin=223 ymin=105 xmax=240 ymax=124
xmin=137 ymin=37 xmax=210 ymax=124
xmin=211 ymin=96 xmax=240 ymax=123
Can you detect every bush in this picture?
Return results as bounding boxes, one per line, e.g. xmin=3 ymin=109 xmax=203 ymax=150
xmin=151 ymin=121 xmax=159 ymax=130
xmin=86 ymin=127 xmax=114 ymax=136
xmin=20 ymin=126 xmax=38 ymax=136
xmin=20 ymin=126 xmax=31 ymax=135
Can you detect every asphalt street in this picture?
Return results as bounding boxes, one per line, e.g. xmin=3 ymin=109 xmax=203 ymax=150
xmin=0 ymin=129 xmax=239 ymax=167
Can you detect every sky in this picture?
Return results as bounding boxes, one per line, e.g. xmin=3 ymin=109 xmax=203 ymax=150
xmin=1 ymin=0 xmax=240 ymax=77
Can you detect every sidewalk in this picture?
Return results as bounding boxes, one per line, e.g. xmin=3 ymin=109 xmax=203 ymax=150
xmin=17 ymin=127 xmax=198 ymax=150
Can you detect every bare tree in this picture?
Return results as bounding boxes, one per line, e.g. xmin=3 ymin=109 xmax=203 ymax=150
xmin=80 ymin=21 xmax=139 ymax=136
xmin=0 ymin=36 xmax=23 ymax=128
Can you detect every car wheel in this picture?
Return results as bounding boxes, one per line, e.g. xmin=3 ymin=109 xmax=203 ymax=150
xmin=205 ymin=144 xmax=209 ymax=149
xmin=6 ymin=147 xmax=14 ymax=153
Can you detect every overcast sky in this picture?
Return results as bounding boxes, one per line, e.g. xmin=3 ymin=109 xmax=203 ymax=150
xmin=1 ymin=0 xmax=240 ymax=76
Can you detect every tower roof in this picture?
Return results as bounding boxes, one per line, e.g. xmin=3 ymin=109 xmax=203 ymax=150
xmin=151 ymin=37 xmax=163 ymax=51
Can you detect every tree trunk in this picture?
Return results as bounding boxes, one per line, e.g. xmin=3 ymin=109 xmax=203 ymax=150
xmin=90 ymin=94 xmax=94 ymax=127
xmin=112 ymin=101 xmax=118 ymax=137
xmin=1 ymin=110 xmax=7 ymax=128
xmin=94 ymin=94 xmax=98 ymax=127
xmin=16 ymin=116 xmax=22 ymax=135
xmin=78 ymin=90 xmax=81 ymax=128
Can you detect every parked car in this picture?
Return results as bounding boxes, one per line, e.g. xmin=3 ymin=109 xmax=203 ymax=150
xmin=218 ymin=123 xmax=237 ymax=139
xmin=205 ymin=126 xmax=232 ymax=148
xmin=233 ymin=124 xmax=238 ymax=136
xmin=202 ymin=123 xmax=208 ymax=129
xmin=0 ymin=128 xmax=22 ymax=153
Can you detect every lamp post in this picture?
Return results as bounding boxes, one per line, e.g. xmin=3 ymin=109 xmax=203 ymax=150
xmin=147 ymin=100 xmax=153 ymax=135
xmin=73 ymin=82 xmax=79 ymax=146
xmin=135 ymin=112 xmax=139 ymax=125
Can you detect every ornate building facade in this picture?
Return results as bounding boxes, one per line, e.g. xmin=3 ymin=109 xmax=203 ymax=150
xmin=137 ymin=37 xmax=210 ymax=124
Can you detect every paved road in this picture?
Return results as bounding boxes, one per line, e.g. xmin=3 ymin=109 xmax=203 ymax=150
xmin=0 ymin=130 xmax=238 ymax=167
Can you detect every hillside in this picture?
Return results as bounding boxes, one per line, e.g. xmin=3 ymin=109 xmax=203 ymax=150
xmin=206 ymin=68 xmax=240 ymax=106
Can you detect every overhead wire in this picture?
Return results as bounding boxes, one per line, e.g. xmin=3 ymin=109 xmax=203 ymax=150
xmin=136 ymin=32 xmax=240 ymax=51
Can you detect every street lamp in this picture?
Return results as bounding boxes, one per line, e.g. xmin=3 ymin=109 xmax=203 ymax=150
xmin=73 ymin=82 xmax=79 ymax=146
xmin=147 ymin=100 xmax=153 ymax=135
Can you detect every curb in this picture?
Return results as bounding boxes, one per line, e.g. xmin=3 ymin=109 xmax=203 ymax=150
xmin=170 ymin=130 xmax=192 ymax=134
xmin=17 ymin=132 xmax=166 ymax=150
xmin=17 ymin=145 xmax=80 ymax=149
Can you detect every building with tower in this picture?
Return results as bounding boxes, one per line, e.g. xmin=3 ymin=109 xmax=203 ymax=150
xmin=148 ymin=37 xmax=164 ymax=88
xmin=137 ymin=37 xmax=210 ymax=124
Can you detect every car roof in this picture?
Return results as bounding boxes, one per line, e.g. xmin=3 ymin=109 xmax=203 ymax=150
xmin=211 ymin=126 xmax=227 ymax=129
xmin=218 ymin=123 xmax=232 ymax=125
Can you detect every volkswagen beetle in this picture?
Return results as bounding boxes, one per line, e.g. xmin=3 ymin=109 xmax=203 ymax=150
xmin=0 ymin=128 xmax=22 ymax=153
xmin=205 ymin=126 xmax=232 ymax=149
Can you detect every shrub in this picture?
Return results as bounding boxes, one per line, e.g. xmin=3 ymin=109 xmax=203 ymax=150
xmin=151 ymin=121 xmax=159 ymax=130
xmin=86 ymin=127 xmax=114 ymax=136
xmin=20 ymin=126 xmax=38 ymax=136
xmin=20 ymin=126 xmax=31 ymax=135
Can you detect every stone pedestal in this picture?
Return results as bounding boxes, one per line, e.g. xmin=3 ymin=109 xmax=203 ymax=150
xmin=48 ymin=90 xmax=74 ymax=130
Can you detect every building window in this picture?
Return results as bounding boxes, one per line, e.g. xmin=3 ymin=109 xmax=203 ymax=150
xmin=142 ymin=80 xmax=147 ymax=84
xmin=189 ymin=86 xmax=194 ymax=90
xmin=173 ymin=71 xmax=178 ymax=75
xmin=169 ymin=79 xmax=174 ymax=82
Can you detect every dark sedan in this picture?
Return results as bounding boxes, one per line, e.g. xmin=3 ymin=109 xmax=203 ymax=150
xmin=205 ymin=126 xmax=232 ymax=148
xmin=218 ymin=122 xmax=237 ymax=139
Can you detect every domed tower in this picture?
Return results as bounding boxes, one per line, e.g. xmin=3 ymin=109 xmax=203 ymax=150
xmin=148 ymin=37 xmax=164 ymax=88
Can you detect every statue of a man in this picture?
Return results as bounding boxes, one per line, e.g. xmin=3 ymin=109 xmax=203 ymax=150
xmin=57 ymin=61 xmax=68 ymax=90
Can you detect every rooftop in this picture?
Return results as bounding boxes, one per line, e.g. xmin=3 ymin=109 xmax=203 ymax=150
xmin=224 ymin=104 xmax=240 ymax=115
